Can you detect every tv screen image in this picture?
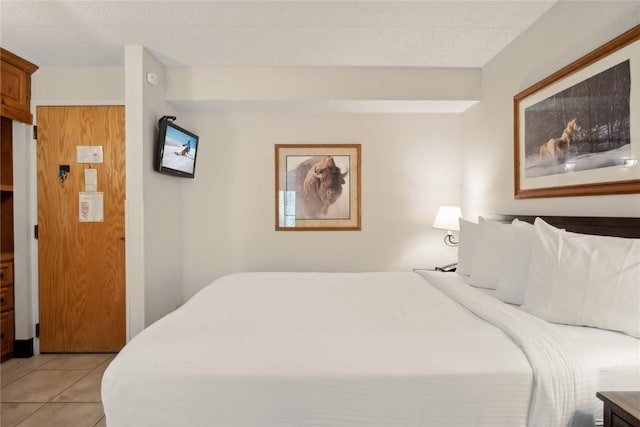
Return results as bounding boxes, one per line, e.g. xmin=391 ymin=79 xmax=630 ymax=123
xmin=156 ymin=119 xmax=199 ymax=178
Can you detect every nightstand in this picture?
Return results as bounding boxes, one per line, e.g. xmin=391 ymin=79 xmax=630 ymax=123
xmin=597 ymin=391 xmax=640 ymax=427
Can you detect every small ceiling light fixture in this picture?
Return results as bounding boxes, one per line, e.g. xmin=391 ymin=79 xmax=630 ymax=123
xmin=432 ymin=206 xmax=461 ymax=247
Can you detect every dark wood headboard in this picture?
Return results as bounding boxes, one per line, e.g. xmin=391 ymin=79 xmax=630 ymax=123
xmin=486 ymin=215 xmax=640 ymax=239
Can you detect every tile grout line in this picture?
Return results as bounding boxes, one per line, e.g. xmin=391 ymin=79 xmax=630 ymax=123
xmin=51 ymin=366 xmax=106 ymax=405
xmin=3 ymin=401 xmax=46 ymax=427
xmin=1 ymin=370 xmax=32 ymax=390
xmin=2 ymin=355 xmax=111 ymax=426
xmin=15 ymin=402 xmax=106 ymax=427
xmin=0 ymin=355 xmax=61 ymax=391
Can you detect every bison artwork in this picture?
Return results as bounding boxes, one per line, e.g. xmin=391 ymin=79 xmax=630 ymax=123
xmin=287 ymin=156 xmax=349 ymax=219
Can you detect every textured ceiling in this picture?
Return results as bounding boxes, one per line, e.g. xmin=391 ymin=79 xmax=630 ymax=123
xmin=1 ymin=0 xmax=557 ymax=68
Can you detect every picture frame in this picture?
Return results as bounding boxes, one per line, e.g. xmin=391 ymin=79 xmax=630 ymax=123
xmin=514 ymin=25 xmax=640 ymax=199
xmin=275 ymin=144 xmax=361 ymax=231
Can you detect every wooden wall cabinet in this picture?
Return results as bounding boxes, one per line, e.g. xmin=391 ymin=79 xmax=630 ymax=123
xmin=0 ymin=48 xmax=38 ymax=124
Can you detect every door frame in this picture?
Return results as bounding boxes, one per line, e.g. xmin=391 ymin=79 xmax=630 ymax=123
xmin=23 ymin=100 xmax=142 ymax=354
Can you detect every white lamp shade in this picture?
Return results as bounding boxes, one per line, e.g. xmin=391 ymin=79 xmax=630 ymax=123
xmin=432 ymin=206 xmax=461 ymax=231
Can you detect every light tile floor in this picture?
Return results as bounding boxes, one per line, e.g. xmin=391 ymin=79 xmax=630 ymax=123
xmin=0 ymin=353 xmax=115 ymax=426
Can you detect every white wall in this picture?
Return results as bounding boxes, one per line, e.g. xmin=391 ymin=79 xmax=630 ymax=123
xmin=181 ymin=112 xmax=462 ymax=299
xmin=11 ymin=121 xmax=33 ymax=341
xmin=125 ymin=46 xmax=184 ymax=330
xmin=167 ymin=67 xmax=480 ymax=102
xmin=140 ymin=49 xmax=184 ymax=326
xmin=462 ymin=1 xmax=640 ymax=220
xmin=31 ymin=68 xmax=124 ymax=104
xmin=124 ymin=47 xmax=146 ymax=338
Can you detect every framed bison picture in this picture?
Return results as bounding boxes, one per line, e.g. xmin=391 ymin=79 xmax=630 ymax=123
xmin=275 ymin=144 xmax=361 ymax=231
xmin=514 ymin=25 xmax=640 ymax=198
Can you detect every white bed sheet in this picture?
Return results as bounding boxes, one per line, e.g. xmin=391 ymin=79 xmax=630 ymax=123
xmin=102 ymin=272 xmax=534 ymax=426
xmin=418 ymin=271 xmax=640 ymax=426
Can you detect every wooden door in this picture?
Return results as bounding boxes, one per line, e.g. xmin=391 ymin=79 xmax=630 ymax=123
xmin=37 ymin=106 xmax=125 ymax=352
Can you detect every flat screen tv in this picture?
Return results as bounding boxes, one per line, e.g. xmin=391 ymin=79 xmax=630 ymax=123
xmin=155 ymin=116 xmax=199 ymax=178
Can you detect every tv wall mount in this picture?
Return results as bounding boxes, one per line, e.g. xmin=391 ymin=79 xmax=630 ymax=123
xmin=158 ymin=115 xmax=176 ymax=127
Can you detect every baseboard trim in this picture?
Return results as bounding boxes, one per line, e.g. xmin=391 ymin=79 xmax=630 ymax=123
xmin=13 ymin=338 xmax=34 ymax=358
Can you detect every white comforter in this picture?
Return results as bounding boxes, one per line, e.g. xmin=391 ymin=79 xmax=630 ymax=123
xmin=102 ymin=272 xmax=640 ymax=427
xmin=418 ymin=271 xmax=640 ymax=426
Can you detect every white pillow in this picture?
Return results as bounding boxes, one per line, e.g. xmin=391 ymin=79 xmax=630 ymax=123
xmin=456 ymin=218 xmax=479 ymax=276
xmin=495 ymin=219 xmax=534 ymax=305
xmin=468 ymin=217 xmax=514 ymax=289
xmin=522 ymin=218 xmax=640 ymax=338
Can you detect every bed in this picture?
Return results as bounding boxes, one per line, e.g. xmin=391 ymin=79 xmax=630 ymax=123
xmin=101 ymin=215 xmax=640 ymax=427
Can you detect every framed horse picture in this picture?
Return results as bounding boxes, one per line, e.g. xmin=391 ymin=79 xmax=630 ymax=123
xmin=514 ymin=25 xmax=640 ymax=198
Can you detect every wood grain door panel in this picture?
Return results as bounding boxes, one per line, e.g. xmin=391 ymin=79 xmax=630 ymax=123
xmin=37 ymin=106 xmax=125 ymax=352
